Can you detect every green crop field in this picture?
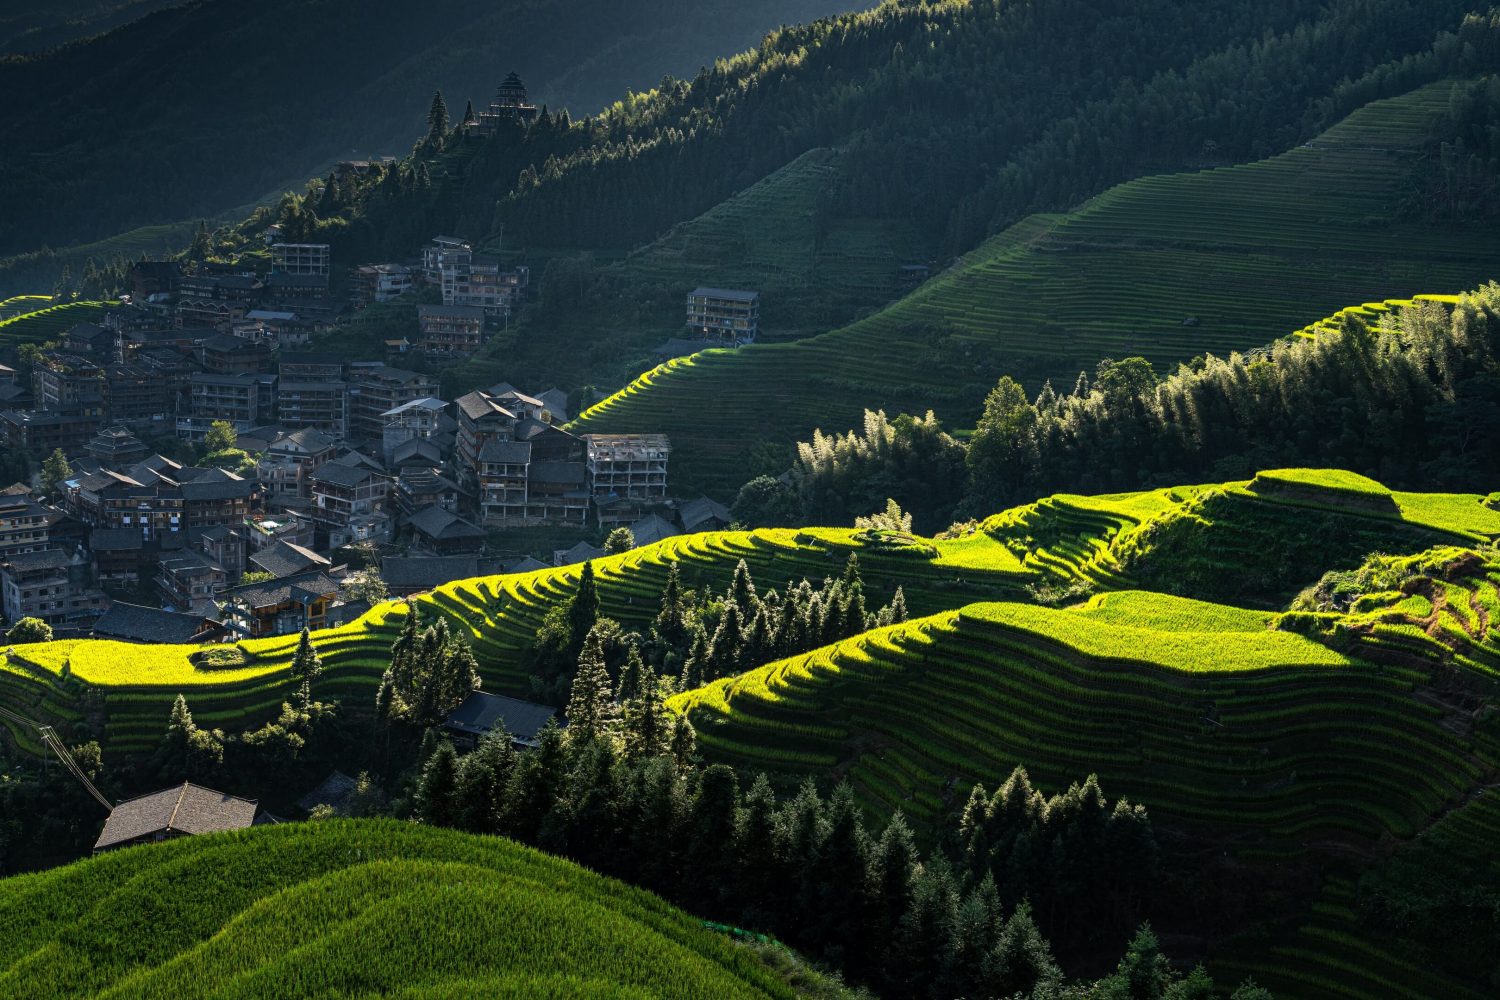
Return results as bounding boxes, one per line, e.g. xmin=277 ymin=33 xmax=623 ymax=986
xmin=0 ymin=299 xmax=112 ymax=353
xmin=3 ymin=470 xmax=1493 ymax=758
xmin=573 ymin=80 xmax=1500 ymax=495
xmin=0 ymin=525 xmax=1030 ymax=756
xmin=0 ymin=820 xmax=812 ymax=999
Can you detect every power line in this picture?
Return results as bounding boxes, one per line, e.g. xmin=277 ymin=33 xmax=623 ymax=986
xmin=0 ymin=704 xmax=112 ymax=813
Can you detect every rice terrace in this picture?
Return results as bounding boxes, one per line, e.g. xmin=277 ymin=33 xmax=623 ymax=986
xmin=3 ymin=1 xmax=1500 ymax=997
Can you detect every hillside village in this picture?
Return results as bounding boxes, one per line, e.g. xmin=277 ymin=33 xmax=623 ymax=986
xmin=0 ymin=192 xmax=750 ymax=641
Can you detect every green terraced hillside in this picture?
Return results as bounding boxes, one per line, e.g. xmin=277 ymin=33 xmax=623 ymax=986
xmin=4 ymin=469 xmax=1494 ymax=759
xmin=574 ymin=80 xmax=1500 ymax=494
xmin=0 ymin=299 xmax=111 ymax=353
xmin=0 ymin=820 xmax=814 ymax=999
xmin=0 ymin=525 xmax=1030 ymax=756
xmin=668 ymin=581 xmax=1500 ymax=847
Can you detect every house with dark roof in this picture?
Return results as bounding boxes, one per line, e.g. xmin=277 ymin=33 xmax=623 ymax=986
xmin=443 ymin=690 xmax=558 ymax=749
xmin=248 ymin=539 xmax=332 ymax=579
xmin=506 ymin=555 xmax=551 ymax=574
xmin=94 ymin=782 xmax=258 ymax=852
xmin=553 ymin=541 xmax=605 ymax=567
xmin=630 ymin=512 xmax=680 ymax=547
xmin=382 ymin=555 xmax=493 ymax=596
xmin=309 ymin=461 xmax=392 ymax=547
xmin=679 ymin=495 xmax=732 ymax=534
xmin=257 ymin=428 xmax=338 ymax=501
xmin=92 ymin=602 xmax=226 ymax=644
xmin=156 ymin=549 xmax=228 ymax=609
xmin=221 ymin=569 xmax=340 ymax=637
xmin=406 ymin=505 xmax=486 ymax=556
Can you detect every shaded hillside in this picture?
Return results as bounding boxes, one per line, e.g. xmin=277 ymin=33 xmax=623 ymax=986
xmin=574 ymin=82 xmax=1500 ymax=494
xmin=0 ymin=0 xmax=855 ymax=256
xmin=0 ymin=820 xmax=813 ymax=998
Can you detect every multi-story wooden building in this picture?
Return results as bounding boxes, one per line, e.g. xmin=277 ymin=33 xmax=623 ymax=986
xmin=417 ymin=304 xmax=486 ymax=357
xmin=686 ymin=286 xmax=760 ymax=343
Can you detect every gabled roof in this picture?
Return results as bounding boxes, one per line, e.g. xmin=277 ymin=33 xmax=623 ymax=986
xmin=506 ymin=555 xmax=551 ymax=574
xmin=249 ymin=540 xmax=330 ymax=579
xmin=92 ymin=602 xmax=221 ymax=643
xmin=89 ymin=527 xmax=145 ymax=552
xmin=5 ymin=548 xmax=71 ymax=572
xmin=381 ymin=397 xmax=446 ymax=418
xmin=224 ymin=569 xmax=339 ymax=609
xmin=444 ymin=690 xmax=557 ymax=745
xmin=381 ymin=555 xmax=484 ymax=590
xmin=310 ymin=462 xmax=384 ymax=488
xmin=95 ymin=782 xmax=257 ymax=851
xmin=407 ymin=505 xmax=486 ymax=541
xmin=631 ymin=513 xmax=680 ymax=547
xmin=528 ymin=461 xmax=586 ymax=486
xmin=679 ymin=495 xmax=731 ymax=533
xmin=391 ymin=439 xmax=444 ymax=466
xmin=181 ymin=474 xmax=256 ymax=502
xmin=296 ymin=771 xmax=357 ymax=814
xmin=455 ymin=390 xmax=515 ymax=423
xmin=553 ymin=541 xmax=604 ymax=566
xmin=269 ymin=427 xmax=335 ymax=453
xmin=536 ymin=388 xmax=570 ymax=421
xmin=479 ymin=439 xmax=530 ymax=464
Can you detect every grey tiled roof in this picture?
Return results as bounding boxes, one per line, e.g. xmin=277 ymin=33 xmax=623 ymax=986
xmin=92 ymin=602 xmax=219 ymax=643
xmin=444 ymin=690 xmax=557 ymax=744
xmin=94 ymin=782 xmax=257 ymax=850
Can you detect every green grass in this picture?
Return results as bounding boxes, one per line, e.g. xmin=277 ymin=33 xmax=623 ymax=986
xmin=0 ymin=820 xmax=811 ymax=999
xmin=574 ymin=80 xmax=1500 ymax=495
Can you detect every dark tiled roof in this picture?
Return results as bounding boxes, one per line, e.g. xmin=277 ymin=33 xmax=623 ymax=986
xmin=688 ymin=286 xmax=759 ymax=301
xmin=554 ymin=541 xmax=604 ymax=566
xmin=407 ymin=505 xmax=485 ymax=541
xmin=506 ymin=556 xmax=551 ymax=573
xmin=5 ymin=548 xmax=70 ymax=571
xmin=444 ymin=690 xmax=556 ymax=744
xmin=90 ymin=527 xmax=145 ymax=552
xmin=249 ymin=540 xmax=329 ymax=579
xmin=381 ymin=556 xmax=483 ymax=589
xmin=679 ymin=495 xmax=731 ymax=533
xmin=310 ymin=463 xmax=382 ymax=488
xmin=296 ymin=770 xmax=357 ymax=814
xmin=94 ymin=782 xmax=257 ymax=850
xmin=225 ymin=569 xmax=338 ymax=609
xmin=181 ymin=476 xmax=256 ymax=501
xmin=92 ymin=602 xmax=219 ymax=643
xmin=631 ymin=513 xmax=680 ymax=546
xmin=478 ymin=439 xmax=530 ymax=464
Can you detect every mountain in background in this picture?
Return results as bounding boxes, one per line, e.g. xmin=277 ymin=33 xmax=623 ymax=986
xmin=0 ymin=1 xmax=181 ymax=55
xmin=0 ymin=0 xmax=858 ymax=257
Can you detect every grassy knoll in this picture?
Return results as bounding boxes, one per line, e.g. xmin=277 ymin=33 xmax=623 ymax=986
xmin=0 ymin=299 xmax=112 ymax=353
xmin=0 ymin=819 xmax=814 ymax=999
xmin=0 ymin=526 xmax=1028 ymax=756
xmin=574 ymin=80 xmax=1500 ymax=495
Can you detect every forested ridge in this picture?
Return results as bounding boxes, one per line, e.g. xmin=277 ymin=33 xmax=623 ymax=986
xmin=313 ymin=0 xmax=1493 ymax=265
xmin=0 ymin=0 xmax=852 ymax=257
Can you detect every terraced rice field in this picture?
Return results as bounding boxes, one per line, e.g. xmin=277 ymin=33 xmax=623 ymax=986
xmin=669 ymin=585 xmax=1500 ymax=850
xmin=0 ymin=526 xmax=1028 ymax=755
xmin=0 ymin=299 xmax=111 ymax=352
xmin=0 ymin=820 xmax=805 ymax=999
xmin=613 ymin=147 xmax=923 ymax=336
xmin=575 ymin=80 xmax=1500 ymax=494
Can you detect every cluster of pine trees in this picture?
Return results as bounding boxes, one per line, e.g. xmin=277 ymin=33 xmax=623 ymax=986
xmin=964 ymin=285 xmax=1500 ymax=510
xmin=525 ymin=555 xmax=908 ymax=704
xmin=408 ymin=704 xmax=1237 ymax=999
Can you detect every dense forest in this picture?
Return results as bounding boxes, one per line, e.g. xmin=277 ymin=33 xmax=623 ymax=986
xmin=0 ymin=0 xmax=180 ymax=55
xmin=287 ymin=0 xmax=1491 ymax=267
xmin=0 ymin=0 xmax=852 ymax=257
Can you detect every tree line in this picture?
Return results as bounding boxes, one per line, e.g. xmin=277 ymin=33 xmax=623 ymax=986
xmin=741 ymin=285 xmax=1500 ymax=529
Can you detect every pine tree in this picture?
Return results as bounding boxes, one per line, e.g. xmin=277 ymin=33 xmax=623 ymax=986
xmin=654 ymin=561 xmax=688 ymax=647
xmin=622 ymin=668 xmax=667 ymax=759
xmin=416 ymin=740 xmax=459 ymax=826
xmin=290 ymin=628 xmax=322 ymax=701
xmin=679 ymin=626 xmax=709 ymax=689
xmin=889 ymin=586 xmax=909 ymax=623
xmin=566 ymin=629 xmax=616 ymax=745
xmin=706 ymin=603 xmax=745 ymax=679
xmin=455 ymin=729 xmax=514 ymax=833
xmin=668 ymin=712 xmax=696 ymax=772
xmin=683 ymin=764 xmax=740 ymax=909
xmin=616 ymin=646 xmax=646 ymax=702
xmin=426 ymin=90 xmax=450 ymax=140
xmin=567 ymin=562 xmax=600 ymax=656
xmin=842 ymin=552 xmax=863 ymax=591
xmin=980 ymin=901 xmax=1062 ymax=998
xmin=729 ymin=558 xmax=757 ymax=616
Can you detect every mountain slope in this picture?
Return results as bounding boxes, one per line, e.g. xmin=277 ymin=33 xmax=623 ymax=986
xmin=573 ymin=80 xmax=1500 ymax=494
xmin=0 ymin=0 xmax=856 ymax=257
xmin=0 ymin=820 xmax=811 ymax=998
